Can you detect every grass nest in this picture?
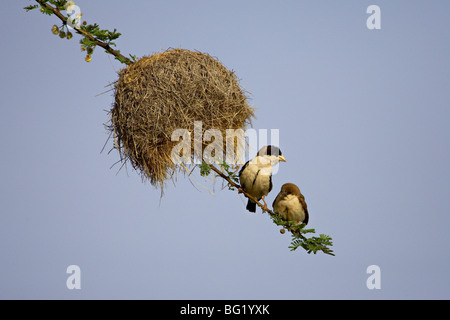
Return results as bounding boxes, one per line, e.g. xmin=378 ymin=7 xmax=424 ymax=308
xmin=108 ymin=48 xmax=254 ymax=190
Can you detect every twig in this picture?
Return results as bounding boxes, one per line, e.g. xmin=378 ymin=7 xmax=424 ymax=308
xmin=208 ymin=163 xmax=334 ymax=255
xmin=35 ymin=0 xmax=133 ymax=65
xmin=208 ymin=164 xmax=274 ymax=214
xmin=208 ymin=163 xmax=310 ymax=240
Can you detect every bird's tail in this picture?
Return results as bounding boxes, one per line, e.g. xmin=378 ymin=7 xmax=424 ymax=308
xmin=246 ymin=199 xmax=257 ymax=213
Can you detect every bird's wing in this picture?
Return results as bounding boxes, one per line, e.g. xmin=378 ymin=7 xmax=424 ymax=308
xmin=238 ymin=160 xmax=250 ymax=189
xmin=239 ymin=160 xmax=250 ymax=176
xmin=252 ymin=169 xmax=260 ymax=186
xmin=298 ymin=193 xmax=309 ymax=225
xmin=268 ymin=174 xmax=273 ymax=193
xmin=272 ymin=190 xmax=286 ymax=209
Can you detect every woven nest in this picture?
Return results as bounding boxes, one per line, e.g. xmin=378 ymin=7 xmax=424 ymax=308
xmin=108 ymin=48 xmax=254 ymax=189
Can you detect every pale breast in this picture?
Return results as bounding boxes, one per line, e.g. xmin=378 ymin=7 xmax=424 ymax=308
xmin=274 ymin=194 xmax=306 ymax=223
xmin=239 ymin=162 xmax=272 ymax=200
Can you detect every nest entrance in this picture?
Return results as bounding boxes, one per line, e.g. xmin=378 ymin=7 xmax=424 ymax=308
xmin=109 ymin=48 xmax=254 ymax=189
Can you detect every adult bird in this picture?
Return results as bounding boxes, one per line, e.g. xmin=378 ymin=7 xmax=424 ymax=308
xmin=238 ymin=145 xmax=286 ymax=212
xmin=272 ymin=183 xmax=309 ymax=225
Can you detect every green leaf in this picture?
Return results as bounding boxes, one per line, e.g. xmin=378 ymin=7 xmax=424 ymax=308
xmin=49 ymin=0 xmax=68 ymax=10
xmin=79 ymin=37 xmax=96 ymax=48
xmin=41 ymin=6 xmax=54 ymax=16
xmin=199 ymin=161 xmax=211 ymax=177
xmin=129 ymin=54 xmax=138 ymax=63
xmin=24 ymin=5 xmax=39 ymax=12
xmin=115 ymin=56 xmax=130 ymax=64
xmin=284 ymin=220 xmax=334 ymax=255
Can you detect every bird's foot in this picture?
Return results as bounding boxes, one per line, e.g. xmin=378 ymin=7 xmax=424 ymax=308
xmin=261 ymin=197 xmax=268 ymax=213
xmin=238 ymin=187 xmax=244 ymax=194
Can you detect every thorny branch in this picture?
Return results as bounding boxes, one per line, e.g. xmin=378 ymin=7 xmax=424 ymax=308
xmin=208 ymin=163 xmax=301 ymax=232
xmin=34 ymin=0 xmax=133 ymax=65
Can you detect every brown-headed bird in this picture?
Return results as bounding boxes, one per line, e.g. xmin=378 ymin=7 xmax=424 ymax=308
xmin=239 ymin=145 xmax=286 ymax=212
xmin=272 ymin=183 xmax=309 ymax=225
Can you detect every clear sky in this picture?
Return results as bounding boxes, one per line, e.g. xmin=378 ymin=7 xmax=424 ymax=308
xmin=0 ymin=0 xmax=448 ymax=299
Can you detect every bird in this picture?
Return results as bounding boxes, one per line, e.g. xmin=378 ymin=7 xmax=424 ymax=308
xmin=272 ymin=183 xmax=309 ymax=225
xmin=238 ymin=145 xmax=286 ymax=212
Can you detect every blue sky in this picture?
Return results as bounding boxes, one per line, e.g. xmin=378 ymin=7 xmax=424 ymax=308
xmin=0 ymin=0 xmax=448 ymax=299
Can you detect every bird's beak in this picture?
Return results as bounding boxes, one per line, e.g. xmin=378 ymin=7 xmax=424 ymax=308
xmin=278 ymin=155 xmax=286 ymax=162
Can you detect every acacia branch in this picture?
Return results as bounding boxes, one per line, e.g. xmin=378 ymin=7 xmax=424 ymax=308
xmin=35 ymin=0 xmax=133 ymax=65
xmin=208 ymin=163 xmax=334 ymax=255
xmin=208 ymin=164 xmax=274 ymax=214
xmin=208 ymin=164 xmax=306 ymax=238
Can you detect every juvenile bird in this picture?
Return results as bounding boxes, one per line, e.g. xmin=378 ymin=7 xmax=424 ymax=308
xmin=272 ymin=183 xmax=309 ymax=225
xmin=239 ymin=145 xmax=286 ymax=212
